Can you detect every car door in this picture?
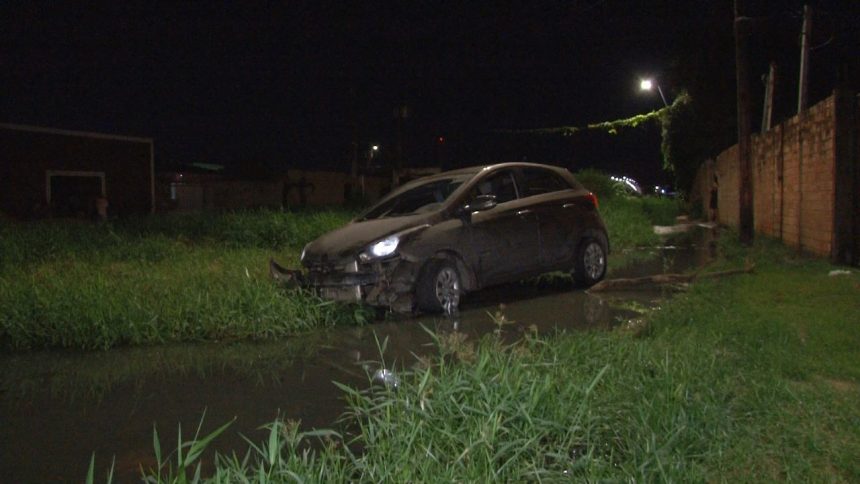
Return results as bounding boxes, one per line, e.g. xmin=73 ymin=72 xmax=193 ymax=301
xmin=465 ymin=169 xmax=541 ymax=286
xmin=518 ymin=167 xmax=583 ymax=269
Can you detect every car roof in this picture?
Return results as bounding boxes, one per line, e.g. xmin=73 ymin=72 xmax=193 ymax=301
xmin=420 ymin=162 xmax=569 ymax=181
xmin=391 ymin=162 xmax=575 ymax=195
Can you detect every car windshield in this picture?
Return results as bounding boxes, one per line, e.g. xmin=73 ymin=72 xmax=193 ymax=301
xmin=359 ymin=176 xmax=467 ymax=220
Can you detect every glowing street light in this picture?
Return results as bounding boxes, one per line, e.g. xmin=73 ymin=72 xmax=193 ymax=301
xmin=639 ymin=78 xmax=668 ymax=107
xmin=367 ymin=144 xmax=380 ymax=166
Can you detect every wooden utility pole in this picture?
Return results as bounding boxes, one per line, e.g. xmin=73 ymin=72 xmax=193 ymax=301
xmin=735 ymin=0 xmax=754 ymax=245
xmin=761 ymin=62 xmax=776 ymax=133
xmin=349 ymin=86 xmax=359 ymax=178
xmin=393 ymin=104 xmax=409 ymax=187
xmin=797 ymin=5 xmax=812 ymax=113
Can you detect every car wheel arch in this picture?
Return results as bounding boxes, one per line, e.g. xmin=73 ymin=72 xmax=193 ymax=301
xmin=419 ymin=250 xmax=477 ymax=292
xmin=575 ymin=228 xmax=609 ymax=254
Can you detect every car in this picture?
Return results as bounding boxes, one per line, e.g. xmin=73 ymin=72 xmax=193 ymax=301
xmin=289 ymin=162 xmax=609 ymax=313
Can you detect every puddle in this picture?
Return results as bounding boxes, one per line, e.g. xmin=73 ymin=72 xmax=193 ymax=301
xmin=0 ymin=228 xmax=716 ymax=482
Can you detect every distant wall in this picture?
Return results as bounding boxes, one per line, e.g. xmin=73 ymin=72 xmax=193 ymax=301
xmin=695 ymin=91 xmax=859 ymax=265
xmin=158 ymin=170 xmax=392 ymax=212
xmin=0 ymin=124 xmax=154 ymax=219
xmin=201 ymin=180 xmax=282 ymax=210
xmin=283 ymin=169 xmax=391 ymax=207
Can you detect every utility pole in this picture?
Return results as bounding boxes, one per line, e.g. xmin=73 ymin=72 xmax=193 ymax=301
xmin=735 ymin=0 xmax=754 ymax=245
xmin=797 ymin=5 xmax=812 ymax=113
xmin=761 ymin=62 xmax=776 ymax=133
xmin=349 ymin=86 xmax=359 ymax=178
xmin=393 ymin=104 xmax=408 ymax=187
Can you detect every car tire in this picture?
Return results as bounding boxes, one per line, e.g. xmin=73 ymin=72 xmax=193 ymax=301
xmin=573 ymin=237 xmax=607 ymax=287
xmin=416 ymin=258 xmax=461 ymax=313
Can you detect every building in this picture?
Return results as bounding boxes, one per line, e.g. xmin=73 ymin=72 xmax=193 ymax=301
xmin=0 ymin=123 xmax=154 ymax=219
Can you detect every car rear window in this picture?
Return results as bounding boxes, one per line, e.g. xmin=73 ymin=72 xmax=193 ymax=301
xmin=521 ymin=168 xmax=572 ymax=197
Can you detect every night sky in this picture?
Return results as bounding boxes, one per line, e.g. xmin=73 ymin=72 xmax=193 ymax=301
xmin=2 ymin=1 xmax=858 ymax=187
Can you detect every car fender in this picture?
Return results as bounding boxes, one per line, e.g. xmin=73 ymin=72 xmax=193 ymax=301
xmin=400 ymin=221 xmax=479 ymax=292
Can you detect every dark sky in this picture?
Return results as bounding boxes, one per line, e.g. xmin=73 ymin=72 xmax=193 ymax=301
xmin=2 ymin=1 xmax=858 ymax=186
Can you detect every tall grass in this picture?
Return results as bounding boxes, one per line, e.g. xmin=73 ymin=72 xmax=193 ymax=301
xmin=0 ymin=208 xmax=351 ymax=269
xmin=87 ymin=234 xmax=859 ymax=482
xmin=1 ymin=185 xmax=678 ymax=350
xmin=577 ymin=169 xmax=682 ymax=250
xmin=0 ymin=210 xmax=356 ymax=350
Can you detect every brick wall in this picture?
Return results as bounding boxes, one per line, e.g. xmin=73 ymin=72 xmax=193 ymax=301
xmin=702 ymin=93 xmax=857 ymax=260
xmin=715 ymin=144 xmax=740 ymax=228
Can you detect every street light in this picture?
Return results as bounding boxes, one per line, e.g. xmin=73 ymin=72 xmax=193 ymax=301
xmin=367 ymin=144 xmax=380 ymax=168
xmin=640 ymin=78 xmax=668 ymax=107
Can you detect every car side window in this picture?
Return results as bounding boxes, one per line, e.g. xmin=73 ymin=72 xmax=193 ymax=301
xmin=520 ymin=168 xmax=572 ymax=197
xmin=471 ymin=170 xmax=519 ymax=204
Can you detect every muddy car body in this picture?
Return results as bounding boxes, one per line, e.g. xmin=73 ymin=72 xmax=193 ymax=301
xmin=297 ymin=162 xmax=608 ymax=313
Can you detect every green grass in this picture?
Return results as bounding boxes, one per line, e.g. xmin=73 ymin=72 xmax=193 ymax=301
xmin=97 ymin=234 xmax=859 ymax=482
xmin=576 ymin=169 xmax=682 ymax=250
xmin=2 ymin=183 xmax=677 ymax=350
xmin=0 ymin=209 xmax=358 ymax=350
xmin=600 ymin=196 xmax=669 ymax=249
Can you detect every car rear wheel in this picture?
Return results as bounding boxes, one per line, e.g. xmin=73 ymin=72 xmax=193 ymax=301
xmin=573 ymin=237 xmax=607 ymax=287
xmin=416 ymin=258 xmax=461 ymax=313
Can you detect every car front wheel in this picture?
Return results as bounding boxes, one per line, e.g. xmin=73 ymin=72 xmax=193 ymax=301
xmin=416 ymin=258 xmax=461 ymax=313
xmin=573 ymin=237 xmax=607 ymax=287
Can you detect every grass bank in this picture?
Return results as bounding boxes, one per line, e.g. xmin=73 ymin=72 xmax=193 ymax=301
xmin=0 ymin=210 xmax=358 ymax=350
xmin=111 ymin=235 xmax=859 ymax=482
xmin=575 ymin=168 xmax=683 ymax=250
xmin=1 ymin=179 xmax=679 ymax=350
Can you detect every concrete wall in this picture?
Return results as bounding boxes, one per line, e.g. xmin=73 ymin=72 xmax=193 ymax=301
xmin=697 ymin=91 xmax=859 ymax=264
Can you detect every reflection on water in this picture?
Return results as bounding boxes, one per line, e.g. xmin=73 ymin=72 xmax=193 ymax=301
xmin=0 ymin=230 xmax=715 ymax=482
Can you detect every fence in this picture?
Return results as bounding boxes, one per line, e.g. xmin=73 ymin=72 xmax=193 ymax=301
xmin=693 ymin=90 xmax=858 ymax=265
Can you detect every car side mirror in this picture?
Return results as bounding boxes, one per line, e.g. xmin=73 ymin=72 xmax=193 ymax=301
xmin=463 ymin=194 xmax=497 ymax=213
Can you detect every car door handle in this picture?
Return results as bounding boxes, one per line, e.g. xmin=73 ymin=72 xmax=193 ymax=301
xmin=562 ymin=203 xmax=576 ymax=209
xmin=516 ymin=209 xmax=532 ymax=216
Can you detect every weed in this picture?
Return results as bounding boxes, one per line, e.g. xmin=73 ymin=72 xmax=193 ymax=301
xmin=0 ymin=210 xmax=356 ymax=350
xmin=108 ymin=236 xmax=859 ymax=482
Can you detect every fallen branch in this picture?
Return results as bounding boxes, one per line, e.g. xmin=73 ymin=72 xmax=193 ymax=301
xmin=588 ymin=264 xmax=754 ymax=292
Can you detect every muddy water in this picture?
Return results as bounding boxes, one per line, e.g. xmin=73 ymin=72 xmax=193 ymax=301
xmin=0 ymin=233 xmax=713 ymax=482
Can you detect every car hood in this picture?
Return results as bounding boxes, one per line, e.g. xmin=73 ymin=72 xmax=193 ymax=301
xmin=303 ymin=213 xmax=435 ymax=264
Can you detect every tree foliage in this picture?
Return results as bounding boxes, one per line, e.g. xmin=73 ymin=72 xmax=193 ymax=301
xmin=501 ymin=103 xmax=672 ymax=137
xmin=500 ymin=92 xmax=719 ymax=193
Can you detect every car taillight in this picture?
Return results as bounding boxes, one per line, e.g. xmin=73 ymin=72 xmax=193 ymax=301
xmin=587 ymin=192 xmax=599 ymax=209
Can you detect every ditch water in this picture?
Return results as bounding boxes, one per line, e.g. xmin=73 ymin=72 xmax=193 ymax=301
xmin=0 ymin=228 xmax=716 ymax=482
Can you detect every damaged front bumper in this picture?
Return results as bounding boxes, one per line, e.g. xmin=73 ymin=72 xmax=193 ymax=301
xmin=269 ymin=256 xmax=419 ymax=313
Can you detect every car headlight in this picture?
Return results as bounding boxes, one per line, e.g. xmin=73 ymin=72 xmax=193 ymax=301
xmin=360 ymin=234 xmax=400 ymax=262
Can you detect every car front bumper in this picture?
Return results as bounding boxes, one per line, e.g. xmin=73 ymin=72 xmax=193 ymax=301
xmin=300 ymin=256 xmax=419 ymax=312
